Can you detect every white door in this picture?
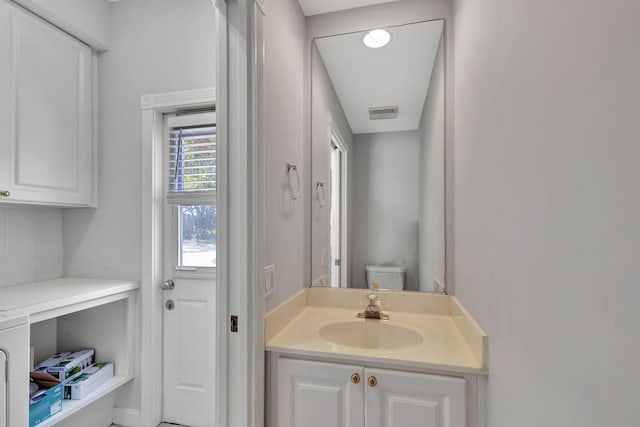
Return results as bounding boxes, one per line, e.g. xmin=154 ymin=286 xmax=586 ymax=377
xmin=278 ymin=358 xmax=365 ymax=427
xmin=162 ymin=112 xmax=218 ymax=427
xmin=365 ymin=368 xmax=466 ymax=427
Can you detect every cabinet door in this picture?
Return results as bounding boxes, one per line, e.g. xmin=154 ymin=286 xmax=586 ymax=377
xmin=365 ymin=368 xmax=466 ymax=427
xmin=0 ymin=0 xmax=94 ymax=207
xmin=277 ymin=358 xmax=365 ymax=427
xmin=0 ymin=348 xmax=6 ymax=427
xmin=0 ymin=323 xmax=29 ymax=427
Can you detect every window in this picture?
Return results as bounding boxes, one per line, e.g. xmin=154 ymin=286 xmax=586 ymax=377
xmin=168 ymin=124 xmax=216 ymax=192
xmin=165 ymin=111 xmax=216 ymax=269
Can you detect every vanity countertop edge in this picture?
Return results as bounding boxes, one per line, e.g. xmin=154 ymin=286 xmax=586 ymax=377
xmin=265 ymin=288 xmax=488 ymax=375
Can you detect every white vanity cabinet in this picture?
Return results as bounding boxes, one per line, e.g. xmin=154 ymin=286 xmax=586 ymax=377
xmin=0 ymin=0 xmax=95 ymax=207
xmin=275 ymin=357 xmax=466 ymax=427
xmin=366 ymin=367 xmax=466 ymax=427
xmin=277 ymin=358 xmax=365 ymax=427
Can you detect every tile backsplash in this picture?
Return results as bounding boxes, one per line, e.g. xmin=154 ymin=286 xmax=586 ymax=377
xmin=0 ymin=206 xmax=63 ymax=287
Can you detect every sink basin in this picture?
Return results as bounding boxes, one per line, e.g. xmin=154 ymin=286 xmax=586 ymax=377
xmin=318 ymin=320 xmax=423 ymax=350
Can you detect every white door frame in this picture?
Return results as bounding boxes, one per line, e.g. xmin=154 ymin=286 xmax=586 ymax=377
xmin=221 ymin=0 xmax=265 ymax=426
xmin=139 ymin=0 xmax=264 ymax=425
xmin=140 ymin=87 xmax=220 ymax=427
xmin=329 ymin=122 xmax=348 ymax=289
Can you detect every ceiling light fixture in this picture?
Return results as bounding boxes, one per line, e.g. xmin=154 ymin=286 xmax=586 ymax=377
xmin=363 ymin=29 xmax=391 ymax=49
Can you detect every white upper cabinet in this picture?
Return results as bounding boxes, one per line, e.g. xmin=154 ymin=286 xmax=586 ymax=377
xmin=0 ymin=0 xmax=95 ymax=207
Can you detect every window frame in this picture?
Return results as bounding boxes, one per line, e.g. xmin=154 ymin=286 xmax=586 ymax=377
xmin=164 ymin=111 xmax=217 ymax=278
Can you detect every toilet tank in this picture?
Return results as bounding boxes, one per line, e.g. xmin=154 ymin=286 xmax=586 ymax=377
xmin=365 ymin=265 xmax=406 ymax=290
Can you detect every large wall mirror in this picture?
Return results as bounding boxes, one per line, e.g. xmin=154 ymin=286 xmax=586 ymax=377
xmin=310 ymin=19 xmax=446 ymax=293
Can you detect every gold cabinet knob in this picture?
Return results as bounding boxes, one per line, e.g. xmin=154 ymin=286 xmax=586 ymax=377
xmin=351 ymin=373 xmax=360 ymax=384
xmin=368 ymin=376 xmax=377 ymax=387
xmin=0 ymin=190 xmax=10 ymax=197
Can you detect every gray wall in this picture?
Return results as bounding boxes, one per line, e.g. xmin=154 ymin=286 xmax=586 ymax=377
xmin=453 ymin=0 xmax=640 ymax=425
xmin=0 ymin=206 xmax=62 ymax=287
xmin=352 ymin=131 xmax=420 ymax=290
xmin=62 ymin=0 xmax=215 ymax=416
xmin=64 ymin=0 xmax=215 ymax=283
xmin=263 ymin=0 xmax=308 ymax=312
xmin=418 ymin=38 xmax=445 ymax=292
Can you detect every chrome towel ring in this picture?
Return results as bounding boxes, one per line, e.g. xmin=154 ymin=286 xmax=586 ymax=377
xmin=316 ymin=181 xmax=325 ymax=207
xmin=286 ymin=163 xmax=300 ymax=200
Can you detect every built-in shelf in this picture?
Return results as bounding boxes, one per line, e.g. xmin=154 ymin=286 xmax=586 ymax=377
xmin=36 ymin=375 xmax=133 ymax=427
xmin=0 ymin=277 xmax=139 ymax=426
xmin=0 ymin=278 xmax=139 ymax=322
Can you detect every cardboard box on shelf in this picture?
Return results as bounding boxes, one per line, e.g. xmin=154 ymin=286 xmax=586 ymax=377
xmin=47 ymin=349 xmax=94 ymax=381
xmin=28 ymin=349 xmax=97 ymax=425
xmin=32 ymin=352 xmax=71 ymax=373
xmin=29 ymin=382 xmax=62 ymax=427
xmin=63 ymin=363 xmax=114 ymax=400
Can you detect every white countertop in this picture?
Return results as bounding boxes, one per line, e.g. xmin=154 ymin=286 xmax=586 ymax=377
xmin=0 ymin=314 xmax=28 ymax=330
xmin=0 ymin=277 xmax=139 ymax=320
xmin=266 ymin=288 xmax=488 ymax=375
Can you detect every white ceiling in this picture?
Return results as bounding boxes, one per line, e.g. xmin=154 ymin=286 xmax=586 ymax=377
xmin=298 ymin=0 xmax=401 ymax=16
xmin=315 ymin=19 xmax=444 ymax=135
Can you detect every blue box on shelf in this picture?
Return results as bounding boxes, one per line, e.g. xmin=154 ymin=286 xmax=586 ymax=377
xmin=29 ymin=383 xmax=63 ymax=427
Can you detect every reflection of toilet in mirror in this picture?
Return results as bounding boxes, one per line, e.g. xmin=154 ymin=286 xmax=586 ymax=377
xmin=366 ymin=265 xmax=406 ymax=290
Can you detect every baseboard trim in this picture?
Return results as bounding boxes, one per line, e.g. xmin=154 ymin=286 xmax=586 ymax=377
xmin=112 ymin=407 xmax=142 ymax=427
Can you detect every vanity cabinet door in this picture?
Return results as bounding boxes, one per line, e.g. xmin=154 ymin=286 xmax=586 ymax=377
xmin=365 ymin=368 xmax=466 ymax=427
xmin=0 ymin=0 xmax=94 ymax=207
xmin=277 ymin=358 xmax=365 ymax=427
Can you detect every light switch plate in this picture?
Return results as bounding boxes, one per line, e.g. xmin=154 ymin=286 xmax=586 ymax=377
xmin=264 ymin=264 xmax=276 ymax=298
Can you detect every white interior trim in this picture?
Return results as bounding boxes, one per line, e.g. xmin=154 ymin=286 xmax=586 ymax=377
xmin=141 ymin=88 xmax=216 ymax=112
xmin=252 ymin=3 xmax=266 ymax=426
xmin=140 ymin=87 xmax=218 ymax=427
xmin=221 ymin=0 xmax=264 ymax=426
xmin=111 ymin=408 xmax=141 ymax=427
xmin=329 ymin=121 xmax=349 ymax=289
xmin=140 ymin=1 xmax=264 ymax=425
xmin=213 ymin=1 xmax=229 ymax=426
xmin=10 ymin=0 xmax=110 ymax=51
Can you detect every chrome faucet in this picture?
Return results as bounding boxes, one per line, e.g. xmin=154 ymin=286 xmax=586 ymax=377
xmin=358 ymin=293 xmax=389 ymax=320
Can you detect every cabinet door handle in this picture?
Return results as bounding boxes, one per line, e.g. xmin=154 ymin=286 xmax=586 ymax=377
xmin=351 ymin=373 xmax=360 ymax=384
xmin=368 ymin=376 xmax=377 ymax=387
xmin=0 ymin=190 xmax=10 ymax=197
